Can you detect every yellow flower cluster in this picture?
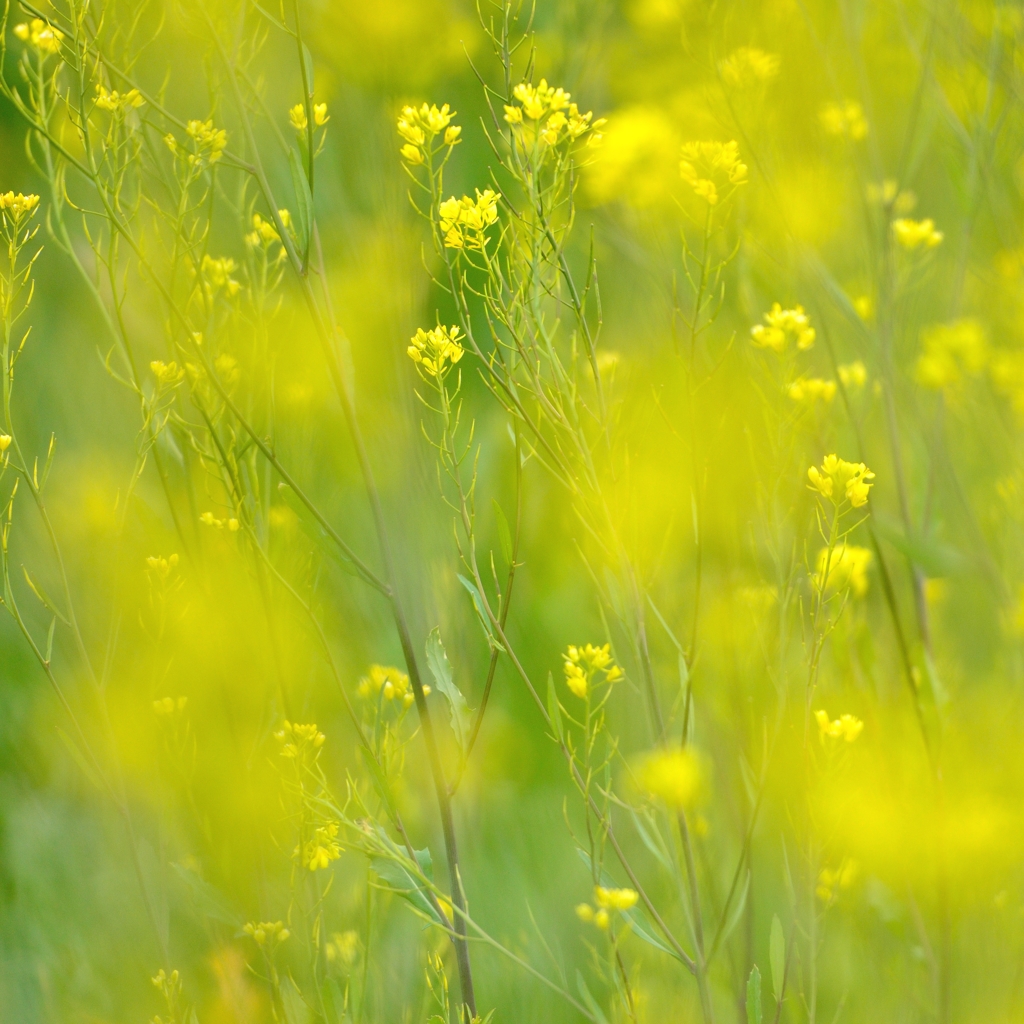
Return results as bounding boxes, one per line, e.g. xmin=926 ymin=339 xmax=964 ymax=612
xmin=636 ymin=748 xmax=701 ymax=808
xmin=720 ymin=47 xmax=780 ymax=88
xmin=915 ymin=319 xmax=987 ymax=392
xmin=893 ymin=217 xmax=943 ymax=250
xmin=504 ymin=80 xmax=603 ymax=146
xmin=816 ymin=544 xmax=872 ymax=597
xmin=397 ymin=102 xmax=461 ymax=165
xmin=325 ymin=930 xmax=359 ymax=967
xmin=0 ymin=192 xmax=40 ymax=219
xmin=275 ymin=720 xmax=326 ymax=758
xmin=12 ymin=19 xmax=63 ymax=55
xmin=788 ymin=377 xmax=836 ymax=404
xmin=166 ymin=120 xmax=228 ymax=166
xmin=199 ymin=511 xmax=240 ymax=531
xmin=201 ymin=255 xmax=241 ymax=297
xmin=679 ymin=140 xmax=747 ymax=205
xmin=243 ymin=920 xmax=290 ymax=946
xmin=820 ymin=100 xmax=868 ymax=140
xmin=150 ymin=360 xmax=185 ymax=386
xmin=838 ymin=360 xmax=868 ymax=389
xmin=303 ymin=821 xmax=342 ymax=871
xmin=357 ymin=664 xmax=428 ymax=707
xmin=245 ymin=211 xmax=282 ymax=248
xmin=407 ymin=324 xmax=465 ymax=378
xmin=439 ymin=189 xmax=500 ymax=250
xmin=816 ymin=860 xmax=858 ymax=902
xmin=153 ymin=696 xmax=187 ymax=716
xmin=95 ymin=84 xmax=144 ymax=113
xmin=807 ymin=454 xmax=875 ymax=508
xmin=814 ymin=709 xmax=864 ymax=743
xmin=288 ymin=102 xmax=329 ymax=132
xmin=562 ymin=642 xmax=622 ymax=699
xmin=750 ymin=303 xmax=815 ymax=352
xmin=145 ymin=553 xmax=179 ymax=579
xmin=151 ymin=969 xmax=181 ymax=1000
xmin=576 ymin=886 xmax=638 ymax=929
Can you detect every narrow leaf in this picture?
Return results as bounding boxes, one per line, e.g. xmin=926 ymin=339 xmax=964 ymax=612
xmin=424 ymin=627 xmax=474 ymax=753
xmin=576 ymin=971 xmax=610 ymax=1024
xmin=747 ymin=965 xmax=762 ymax=1024
xmin=457 ymin=574 xmax=503 ymax=650
xmin=770 ymin=914 xmax=785 ymax=1003
xmin=492 ymin=498 xmax=513 ymax=565
xmin=288 ymin=148 xmax=312 ymax=251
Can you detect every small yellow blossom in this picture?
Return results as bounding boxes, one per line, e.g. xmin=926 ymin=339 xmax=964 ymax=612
xmin=275 ymin=720 xmax=327 ymax=762
xmin=788 ymin=377 xmax=836 ymax=404
xmin=246 ymin=212 xmax=281 ymax=248
xmin=720 ymin=47 xmax=780 ymax=88
xmin=893 ymin=217 xmax=943 ymax=250
xmin=357 ymin=664 xmax=428 ymax=706
xmin=751 ymin=303 xmax=815 ymax=352
xmin=0 ymin=435 xmax=11 ymax=453
xmin=562 ymin=642 xmax=622 ymax=699
xmin=201 ymin=255 xmax=241 ymax=297
xmin=146 ymin=553 xmax=179 ymax=579
xmin=153 ymin=696 xmax=187 ymax=716
xmin=594 ymin=886 xmax=639 ymax=911
xmin=95 ymin=84 xmax=144 ymax=113
xmin=820 ymin=100 xmax=868 ymax=140
xmin=807 ymin=454 xmax=875 ymax=508
xmin=12 ymin=19 xmax=63 ymax=55
xmin=817 ymin=860 xmax=858 ymax=901
xmin=838 ymin=361 xmax=868 ymax=389
xmin=679 ymin=140 xmax=747 ymax=205
xmin=396 ymin=102 xmax=459 ymax=164
xmin=150 ymin=360 xmax=184 ymax=386
xmin=814 ymin=709 xmax=864 ymax=743
xmin=303 ymin=821 xmax=342 ymax=871
xmin=0 ymin=192 xmax=40 ymax=219
xmin=576 ymin=903 xmax=594 ymax=922
xmin=313 ymin=102 xmax=329 ymax=126
xmin=439 ymin=189 xmax=500 ymax=250
xmin=199 ymin=511 xmax=225 ymax=528
xmin=407 ymin=325 xmax=464 ymax=377
xmin=184 ymin=119 xmax=228 ymax=164
xmin=244 ymin=920 xmax=290 ymax=946
xmin=637 ymin=748 xmax=701 ymax=808
xmin=289 ymin=104 xmax=307 ymax=131
xmin=506 ymin=79 xmax=571 ymax=122
xmin=816 ymin=544 xmax=872 ymax=597
xmin=325 ymin=930 xmax=359 ymax=966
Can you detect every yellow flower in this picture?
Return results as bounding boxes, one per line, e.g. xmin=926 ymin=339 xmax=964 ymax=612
xmin=95 ymin=85 xmax=144 ymax=113
xmin=679 ymin=140 xmax=747 ymax=205
xmin=146 ymin=553 xmax=179 ymax=579
xmin=12 ymin=19 xmax=63 ymax=55
xmin=915 ymin=319 xmax=987 ymax=393
xmin=820 ymin=100 xmax=868 ymax=140
xmin=150 ymin=360 xmax=185 ymax=386
xmin=594 ymin=908 xmax=610 ymax=929
xmin=575 ymin=903 xmax=594 ymax=922
xmin=407 ymin=324 xmax=465 ymax=378
xmin=750 ymin=303 xmax=815 ymax=352
xmin=816 ymin=860 xmax=858 ymax=902
xmin=562 ymin=643 xmax=621 ymax=699
xmin=244 ymin=920 xmax=290 ymax=946
xmin=357 ymin=664 xmax=429 ymax=703
xmin=814 ymin=709 xmax=864 ymax=743
xmin=507 ymin=79 xmax=571 ymax=122
xmin=0 ymin=434 xmax=11 ymax=453
xmin=838 ymin=361 xmax=868 ymax=389
xmin=185 ymin=119 xmax=228 ymax=163
xmin=807 ymin=454 xmax=875 ymax=508
xmin=788 ymin=377 xmax=837 ymax=404
xmin=594 ymin=886 xmax=639 ymax=911
xmin=720 ymin=47 xmax=780 ymax=88
xmin=313 ymin=102 xmax=329 ymax=126
xmin=0 ymin=192 xmax=40 ymax=220
xmin=438 ymin=189 xmax=500 ymax=250
xmin=304 ymin=823 xmax=342 ymax=871
xmin=290 ymin=103 xmax=328 ymax=131
xmin=893 ymin=217 xmax=943 ymax=250
xmin=201 ymin=255 xmax=241 ymax=297
xmin=816 ymin=544 xmax=873 ymax=597
xmin=637 ymin=748 xmax=701 ymax=808
xmin=396 ymin=103 xmax=459 ymax=162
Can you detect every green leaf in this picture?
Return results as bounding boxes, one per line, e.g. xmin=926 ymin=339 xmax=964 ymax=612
xmin=425 ymin=627 xmax=474 ymax=753
xmin=281 ymin=976 xmax=312 ymax=1024
xmin=172 ymin=862 xmax=241 ymax=927
xmin=747 ymin=965 xmax=762 ymax=1024
xmin=288 ymin=148 xmax=312 ymax=252
xmin=576 ymin=971 xmax=610 ymax=1024
xmin=718 ymin=869 xmax=751 ymax=950
xmin=770 ymin=914 xmax=785 ymax=1003
xmin=547 ymin=671 xmax=563 ymax=743
xmin=301 ymin=43 xmax=315 ymax=96
xmin=457 ymin=574 xmax=503 ymax=651
xmin=368 ymin=827 xmax=442 ymax=924
xmin=492 ymin=498 xmax=513 ymax=565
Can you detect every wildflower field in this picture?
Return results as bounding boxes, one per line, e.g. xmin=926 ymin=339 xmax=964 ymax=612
xmin=1 ymin=0 xmax=1023 ymax=1021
